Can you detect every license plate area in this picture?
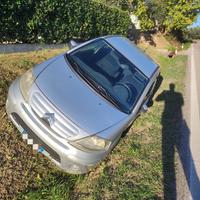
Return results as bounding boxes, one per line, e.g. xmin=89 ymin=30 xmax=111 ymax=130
xmin=10 ymin=113 xmax=60 ymax=162
xmin=17 ymin=124 xmax=50 ymax=156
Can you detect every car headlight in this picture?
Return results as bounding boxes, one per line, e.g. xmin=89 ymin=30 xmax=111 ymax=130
xmin=19 ymin=68 xmax=35 ymax=102
xmin=70 ymin=135 xmax=111 ymax=152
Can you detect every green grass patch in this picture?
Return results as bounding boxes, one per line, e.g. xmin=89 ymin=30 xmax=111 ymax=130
xmin=0 ymin=47 xmax=187 ymax=200
xmin=182 ymin=42 xmax=191 ymax=50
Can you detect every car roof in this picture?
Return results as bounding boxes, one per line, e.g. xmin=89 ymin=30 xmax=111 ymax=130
xmin=103 ymin=35 xmax=159 ymax=78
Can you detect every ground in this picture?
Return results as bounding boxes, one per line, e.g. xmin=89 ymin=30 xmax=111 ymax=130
xmin=0 ymin=39 xmax=187 ymax=200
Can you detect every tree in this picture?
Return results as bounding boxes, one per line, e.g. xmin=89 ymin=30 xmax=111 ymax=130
xmin=163 ymin=0 xmax=200 ymax=32
xmin=145 ymin=0 xmax=168 ymax=31
xmin=96 ymin=0 xmax=200 ymax=33
xmin=145 ymin=0 xmax=200 ymax=33
xmin=131 ymin=0 xmax=154 ymax=30
xmin=95 ymin=0 xmax=130 ymax=10
xmin=186 ymin=27 xmax=200 ymax=40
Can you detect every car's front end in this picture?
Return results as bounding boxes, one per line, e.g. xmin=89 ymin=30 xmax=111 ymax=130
xmin=6 ymin=36 xmax=159 ymax=174
xmin=6 ymin=76 xmax=126 ymax=174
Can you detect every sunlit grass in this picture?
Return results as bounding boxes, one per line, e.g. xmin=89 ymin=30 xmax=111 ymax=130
xmin=0 ymin=47 xmax=187 ymax=200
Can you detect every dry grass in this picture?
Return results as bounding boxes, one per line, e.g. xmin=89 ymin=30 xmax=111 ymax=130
xmin=0 ymin=46 xmax=187 ymax=200
xmin=0 ymin=49 xmax=66 ymax=199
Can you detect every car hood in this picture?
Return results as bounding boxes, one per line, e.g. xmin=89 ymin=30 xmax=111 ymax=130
xmin=35 ymin=55 xmax=127 ymax=134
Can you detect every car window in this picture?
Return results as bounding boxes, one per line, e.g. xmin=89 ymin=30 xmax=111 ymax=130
xmin=68 ymin=39 xmax=149 ymax=114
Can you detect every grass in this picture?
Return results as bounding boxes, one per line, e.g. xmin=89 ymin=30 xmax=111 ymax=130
xmin=0 ymin=46 xmax=187 ymax=200
xmin=182 ymin=42 xmax=191 ymax=50
xmin=164 ymin=34 xmax=192 ymax=51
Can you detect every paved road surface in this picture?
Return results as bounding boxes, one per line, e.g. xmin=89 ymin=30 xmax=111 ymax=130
xmin=188 ymin=41 xmax=200 ymax=200
xmin=177 ymin=42 xmax=200 ymax=200
xmin=193 ymin=41 xmax=200 ymax=113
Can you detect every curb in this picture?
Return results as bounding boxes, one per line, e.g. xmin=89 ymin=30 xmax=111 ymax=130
xmin=0 ymin=43 xmax=67 ymax=54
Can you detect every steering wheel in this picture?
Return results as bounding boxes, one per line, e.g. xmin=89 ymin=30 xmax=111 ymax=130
xmin=114 ymin=82 xmax=133 ymax=102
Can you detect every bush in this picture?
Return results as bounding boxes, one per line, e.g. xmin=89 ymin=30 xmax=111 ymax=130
xmin=0 ymin=0 xmax=130 ymax=43
xmin=0 ymin=0 xmax=36 ymax=43
xmin=186 ymin=27 xmax=200 ymax=40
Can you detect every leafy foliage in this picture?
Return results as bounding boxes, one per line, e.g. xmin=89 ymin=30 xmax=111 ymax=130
xmin=185 ymin=27 xmax=200 ymax=40
xmin=131 ymin=0 xmax=200 ymax=32
xmin=0 ymin=0 xmax=130 ymax=43
xmin=163 ymin=0 xmax=200 ymax=32
xmin=29 ymin=0 xmax=130 ymax=43
xmin=145 ymin=0 xmax=168 ymax=31
xmin=0 ymin=0 xmax=37 ymax=42
xmin=131 ymin=0 xmax=154 ymax=30
xmin=95 ymin=0 xmax=130 ymax=11
xmin=97 ymin=0 xmax=200 ymax=33
xmin=1 ymin=0 xmax=199 ymax=43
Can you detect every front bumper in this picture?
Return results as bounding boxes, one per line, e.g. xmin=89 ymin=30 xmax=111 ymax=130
xmin=6 ymin=79 xmax=113 ymax=174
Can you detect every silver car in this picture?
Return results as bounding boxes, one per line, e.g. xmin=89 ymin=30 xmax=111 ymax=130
xmin=6 ymin=36 xmax=160 ymax=174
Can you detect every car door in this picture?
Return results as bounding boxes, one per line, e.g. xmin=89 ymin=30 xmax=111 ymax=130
xmin=141 ymin=73 xmax=163 ymax=112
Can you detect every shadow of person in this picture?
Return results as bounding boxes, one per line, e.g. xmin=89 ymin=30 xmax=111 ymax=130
xmin=178 ymin=120 xmax=200 ymax=200
xmin=156 ymin=83 xmax=200 ymax=200
xmin=156 ymin=83 xmax=184 ymax=200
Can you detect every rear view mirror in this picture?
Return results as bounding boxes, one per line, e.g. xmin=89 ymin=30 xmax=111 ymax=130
xmin=141 ymin=104 xmax=148 ymax=113
xmin=68 ymin=40 xmax=80 ymax=50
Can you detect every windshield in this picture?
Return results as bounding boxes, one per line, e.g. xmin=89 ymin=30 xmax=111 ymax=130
xmin=67 ymin=39 xmax=148 ymax=114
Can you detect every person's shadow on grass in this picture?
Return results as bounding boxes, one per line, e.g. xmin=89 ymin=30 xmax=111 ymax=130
xmin=156 ymin=83 xmax=200 ymax=200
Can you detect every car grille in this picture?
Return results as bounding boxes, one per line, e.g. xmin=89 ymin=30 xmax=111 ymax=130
xmin=30 ymin=92 xmax=79 ymax=139
xmin=11 ymin=113 xmax=61 ymax=163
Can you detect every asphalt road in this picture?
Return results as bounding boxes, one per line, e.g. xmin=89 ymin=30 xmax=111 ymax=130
xmin=177 ymin=42 xmax=200 ymax=200
xmin=193 ymin=41 xmax=200 ymax=113
xmin=188 ymin=41 xmax=200 ymax=200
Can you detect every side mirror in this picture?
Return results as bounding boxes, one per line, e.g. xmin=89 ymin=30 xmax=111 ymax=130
xmin=68 ymin=40 xmax=79 ymax=50
xmin=141 ymin=104 xmax=148 ymax=113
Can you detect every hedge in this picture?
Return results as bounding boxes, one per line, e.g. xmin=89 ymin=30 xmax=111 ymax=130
xmin=0 ymin=0 xmax=131 ymax=43
xmin=0 ymin=0 xmax=37 ymax=42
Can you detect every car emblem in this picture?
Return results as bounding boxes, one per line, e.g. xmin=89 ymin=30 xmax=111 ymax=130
xmin=41 ymin=113 xmax=55 ymax=127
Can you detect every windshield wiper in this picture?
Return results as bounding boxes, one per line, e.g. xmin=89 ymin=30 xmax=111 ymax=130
xmin=66 ymin=54 xmax=81 ymax=73
xmin=96 ymin=85 xmax=121 ymax=108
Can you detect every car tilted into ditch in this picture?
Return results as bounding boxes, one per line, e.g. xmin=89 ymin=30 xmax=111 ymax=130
xmin=6 ymin=36 xmax=161 ymax=174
